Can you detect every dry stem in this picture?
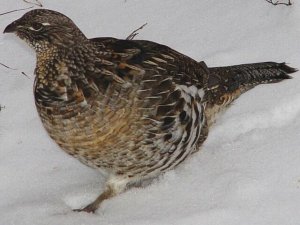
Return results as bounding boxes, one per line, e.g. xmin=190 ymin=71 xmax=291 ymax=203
xmin=23 ymin=0 xmax=43 ymax=7
xmin=0 ymin=6 xmax=33 ymax=16
xmin=265 ymin=0 xmax=292 ymax=6
xmin=126 ymin=23 xmax=148 ymax=40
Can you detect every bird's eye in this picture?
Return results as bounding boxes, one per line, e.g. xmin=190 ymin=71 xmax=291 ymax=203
xmin=29 ymin=23 xmax=44 ymax=31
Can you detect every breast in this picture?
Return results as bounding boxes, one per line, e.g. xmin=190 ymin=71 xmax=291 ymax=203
xmin=34 ymin=65 xmax=147 ymax=170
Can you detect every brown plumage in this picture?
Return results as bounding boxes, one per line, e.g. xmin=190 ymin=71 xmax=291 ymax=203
xmin=4 ymin=9 xmax=297 ymax=213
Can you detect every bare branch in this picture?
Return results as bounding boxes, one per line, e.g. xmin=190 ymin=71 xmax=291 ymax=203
xmin=265 ymin=0 xmax=292 ymax=6
xmin=0 ymin=105 xmax=5 ymax=112
xmin=126 ymin=23 xmax=148 ymax=40
xmin=21 ymin=71 xmax=31 ymax=79
xmin=0 ymin=62 xmax=17 ymax=70
xmin=1 ymin=62 xmax=31 ymax=79
xmin=23 ymin=0 xmax=43 ymax=7
xmin=0 ymin=6 xmax=33 ymax=16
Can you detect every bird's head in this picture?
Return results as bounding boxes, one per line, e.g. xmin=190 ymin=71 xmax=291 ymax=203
xmin=4 ymin=9 xmax=87 ymax=52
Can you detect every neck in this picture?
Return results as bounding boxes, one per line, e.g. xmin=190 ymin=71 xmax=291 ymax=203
xmin=34 ymin=41 xmax=96 ymax=106
xmin=35 ymin=45 xmax=60 ymax=85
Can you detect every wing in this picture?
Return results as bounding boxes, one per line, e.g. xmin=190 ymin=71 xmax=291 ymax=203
xmin=90 ymin=37 xmax=209 ymax=85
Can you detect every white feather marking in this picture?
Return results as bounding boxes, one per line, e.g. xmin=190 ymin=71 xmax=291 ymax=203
xmin=152 ymin=57 xmax=167 ymax=63
xmin=142 ymin=79 xmax=157 ymax=83
xmin=160 ymin=77 xmax=172 ymax=83
xmin=160 ymin=54 xmax=175 ymax=60
xmin=144 ymin=60 xmax=158 ymax=66
xmin=106 ymin=176 xmax=130 ymax=194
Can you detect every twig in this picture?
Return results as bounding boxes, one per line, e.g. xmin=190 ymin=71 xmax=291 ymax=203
xmin=0 ymin=62 xmax=31 ymax=79
xmin=0 ymin=62 xmax=17 ymax=70
xmin=23 ymin=0 xmax=43 ymax=7
xmin=265 ymin=0 xmax=292 ymax=6
xmin=0 ymin=6 xmax=33 ymax=16
xmin=0 ymin=105 xmax=5 ymax=111
xmin=21 ymin=71 xmax=31 ymax=79
xmin=126 ymin=23 xmax=148 ymax=40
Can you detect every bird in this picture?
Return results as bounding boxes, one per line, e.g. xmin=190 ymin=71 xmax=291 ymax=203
xmin=4 ymin=9 xmax=297 ymax=213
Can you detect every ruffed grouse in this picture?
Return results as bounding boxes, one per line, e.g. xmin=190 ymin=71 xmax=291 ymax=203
xmin=4 ymin=9 xmax=296 ymax=213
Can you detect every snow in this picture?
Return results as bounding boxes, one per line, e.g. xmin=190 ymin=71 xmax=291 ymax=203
xmin=0 ymin=0 xmax=300 ymax=224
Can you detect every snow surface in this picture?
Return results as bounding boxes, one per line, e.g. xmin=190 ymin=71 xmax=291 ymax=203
xmin=1 ymin=0 xmax=300 ymax=224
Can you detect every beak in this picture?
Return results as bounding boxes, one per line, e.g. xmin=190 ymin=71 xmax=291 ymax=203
xmin=3 ymin=21 xmax=19 ymax=33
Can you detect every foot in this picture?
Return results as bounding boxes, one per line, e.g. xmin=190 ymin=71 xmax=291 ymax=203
xmin=72 ymin=184 xmax=115 ymax=213
xmin=72 ymin=176 xmax=128 ymax=213
xmin=73 ymin=203 xmax=98 ymax=213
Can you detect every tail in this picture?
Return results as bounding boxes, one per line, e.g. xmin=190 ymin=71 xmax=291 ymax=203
xmin=205 ymin=62 xmax=297 ymax=125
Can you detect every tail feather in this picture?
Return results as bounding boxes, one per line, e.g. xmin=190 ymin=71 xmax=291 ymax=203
xmin=205 ymin=62 xmax=297 ymax=126
xmin=208 ymin=62 xmax=296 ymax=92
xmin=207 ymin=62 xmax=297 ymax=101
